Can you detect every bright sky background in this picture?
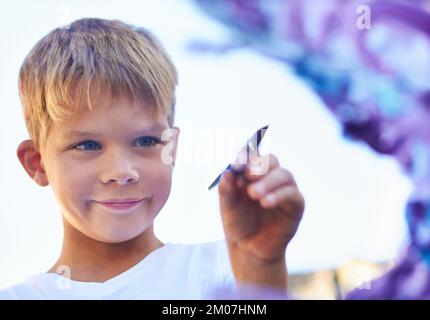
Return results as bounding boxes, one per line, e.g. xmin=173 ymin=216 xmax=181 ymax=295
xmin=0 ymin=0 xmax=413 ymax=289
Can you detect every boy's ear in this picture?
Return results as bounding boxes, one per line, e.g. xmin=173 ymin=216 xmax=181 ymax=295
xmin=16 ymin=140 xmax=49 ymax=186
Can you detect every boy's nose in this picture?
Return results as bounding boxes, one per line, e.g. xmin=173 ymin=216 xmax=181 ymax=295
xmin=102 ymin=168 xmax=139 ymax=185
xmin=104 ymin=175 xmax=139 ymax=185
xmin=100 ymin=160 xmax=140 ymax=185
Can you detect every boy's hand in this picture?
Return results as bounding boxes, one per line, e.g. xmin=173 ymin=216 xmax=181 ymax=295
xmin=218 ymin=153 xmax=305 ymax=290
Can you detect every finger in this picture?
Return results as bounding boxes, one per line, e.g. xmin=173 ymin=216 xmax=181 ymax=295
xmin=219 ymin=170 xmax=236 ymax=196
xmin=243 ymin=154 xmax=280 ymax=182
xmin=247 ymin=168 xmax=296 ymax=200
xmin=219 ymin=169 xmax=253 ymax=212
xmin=259 ymin=185 xmax=305 ymax=217
xmin=235 ymin=174 xmax=247 ymax=189
xmin=219 ymin=167 xmax=250 ymax=196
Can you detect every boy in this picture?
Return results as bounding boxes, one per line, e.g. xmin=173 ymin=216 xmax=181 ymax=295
xmin=0 ymin=18 xmax=304 ymax=299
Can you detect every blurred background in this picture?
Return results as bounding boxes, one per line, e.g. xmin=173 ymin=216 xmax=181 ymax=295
xmin=0 ymin=0 xmax=414 ymax=298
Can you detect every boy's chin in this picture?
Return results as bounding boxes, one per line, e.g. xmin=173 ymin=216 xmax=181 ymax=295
xmin=102 ymin=230 xmax=150 ymax=244
xmin=83 ymin=224 xmax=154 ymax=244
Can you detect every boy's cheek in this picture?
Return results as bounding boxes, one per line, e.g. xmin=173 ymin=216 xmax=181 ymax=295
xmin=152 ymin=170 xmax=173 ymax=198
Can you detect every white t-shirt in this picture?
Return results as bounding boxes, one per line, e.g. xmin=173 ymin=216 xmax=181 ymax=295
xmin=0 ymin=240 xmax=236 ymax=300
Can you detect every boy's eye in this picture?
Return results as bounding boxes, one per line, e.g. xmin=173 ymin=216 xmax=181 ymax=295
xmin=74 ymin=140 xmax=101 ymax=151
xmin=73 ymin=136 xmax=162 ymax=151
xmin=135 ymin=136 xmax=162 ymax=148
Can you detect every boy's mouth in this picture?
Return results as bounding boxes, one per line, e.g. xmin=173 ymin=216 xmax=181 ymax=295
xmin=93 ymin=198 xmax=146 ymax=212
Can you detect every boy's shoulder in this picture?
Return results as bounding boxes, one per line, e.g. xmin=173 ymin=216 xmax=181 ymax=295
xmin=161 ymin=239 xmax=232 ymax=279
xmin=175 ymin=238 xmax=230 ymax=262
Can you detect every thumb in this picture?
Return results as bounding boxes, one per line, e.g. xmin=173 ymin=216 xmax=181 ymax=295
xmin=218 ymin=170 xmax=239 ymax=210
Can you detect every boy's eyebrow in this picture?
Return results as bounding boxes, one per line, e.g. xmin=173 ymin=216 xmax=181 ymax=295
xmin=62 ymin=123 xmax=168 ymax=139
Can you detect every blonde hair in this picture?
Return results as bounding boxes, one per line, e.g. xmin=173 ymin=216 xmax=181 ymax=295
xmin=18 ymin=18 xmax=178 ymax=150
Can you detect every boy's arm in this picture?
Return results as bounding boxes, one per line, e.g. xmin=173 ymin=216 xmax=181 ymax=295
xmin=218 ymin=154 xmax=304 ymax=294
xmin=227 ymin=245 xmax=288 ymax=292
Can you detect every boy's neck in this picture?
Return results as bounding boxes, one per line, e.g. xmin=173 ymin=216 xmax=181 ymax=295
xmin=48 ymin=219 xmax=164 ymax=283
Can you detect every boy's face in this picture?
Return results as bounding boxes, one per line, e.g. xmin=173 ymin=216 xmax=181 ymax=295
xmin=18 ymin=95 xmax=179 ymax=243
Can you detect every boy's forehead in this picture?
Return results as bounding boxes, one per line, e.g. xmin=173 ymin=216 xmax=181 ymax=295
xmin=70 ymin=93 xmax=165 ymax=122
xmin=61 ymin=122 xmax=168 ymax=139
xmin=77 ymin=93 xmax=156 ymax=115
xmin=53 ymin=103 xmax=168 ymax=139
